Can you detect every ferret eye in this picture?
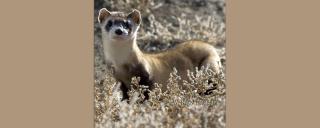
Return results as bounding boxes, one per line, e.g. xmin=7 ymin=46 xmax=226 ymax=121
xmin=124 ymin=21 xmax=131 ymax=29
xmin=105 ymin=21 xmax=113 ymax=31
xmin=106 ymin=21 xmax=113 ymax=27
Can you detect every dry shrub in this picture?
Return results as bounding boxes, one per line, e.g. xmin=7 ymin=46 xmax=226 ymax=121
xmin=95 ymin=66 xmax=225 ymax=128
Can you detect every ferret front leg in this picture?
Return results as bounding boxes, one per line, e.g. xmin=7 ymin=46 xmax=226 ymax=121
xmin=119 ymin=81 xmax=129 ymax=101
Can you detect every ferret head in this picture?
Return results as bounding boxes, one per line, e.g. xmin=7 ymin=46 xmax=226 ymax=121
xmin=98 ymin=8 xmax=141 ymax=42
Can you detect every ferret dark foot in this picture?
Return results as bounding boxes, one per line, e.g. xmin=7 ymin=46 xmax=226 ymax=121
xmin=120 ymin=82 xmax=130 ymax=102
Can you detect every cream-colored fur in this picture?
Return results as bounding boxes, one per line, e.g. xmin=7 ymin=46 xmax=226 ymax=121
xmin=98 ymin=8 xmax=221 ymax=92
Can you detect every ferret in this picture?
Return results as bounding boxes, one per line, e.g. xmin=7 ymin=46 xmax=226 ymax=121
xmin=98 ymin=8 xmax=222 ymax=100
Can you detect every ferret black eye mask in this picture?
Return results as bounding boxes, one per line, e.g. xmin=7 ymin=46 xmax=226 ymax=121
xmin=105 ymin=20 xmax=133 ymax=32
xmin=105 ymin=20 xmax=113 ymax=32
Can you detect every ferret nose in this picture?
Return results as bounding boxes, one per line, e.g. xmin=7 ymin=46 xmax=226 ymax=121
xmin=115 ymin=29 xmax=123 ymax=35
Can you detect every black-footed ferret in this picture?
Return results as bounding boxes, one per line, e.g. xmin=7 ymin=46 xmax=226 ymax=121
xmin=98 ymin=8 xmax=222 ymax=100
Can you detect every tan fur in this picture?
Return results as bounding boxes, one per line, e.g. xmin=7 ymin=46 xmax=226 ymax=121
xmin=98 ymin=8 xmax=221 ymax=93
xmin=144 ymin=41 xmax=221 ymax=85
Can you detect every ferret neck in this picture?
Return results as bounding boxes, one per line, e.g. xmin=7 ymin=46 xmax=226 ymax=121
xmin=130 ymin=40 xmax=144 ymax=62
xmin=104 ymin=37 xmax=145 ymax=68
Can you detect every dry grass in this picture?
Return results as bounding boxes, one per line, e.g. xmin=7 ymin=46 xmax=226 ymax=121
xmin=94 ymin=0 xmax=226 ymax=127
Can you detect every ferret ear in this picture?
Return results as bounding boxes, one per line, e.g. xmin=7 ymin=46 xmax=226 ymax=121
xmin=98 ymin=8 xmax=111 ymax=23
xmin=127 ymin=9 xmax=141 ymax=25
